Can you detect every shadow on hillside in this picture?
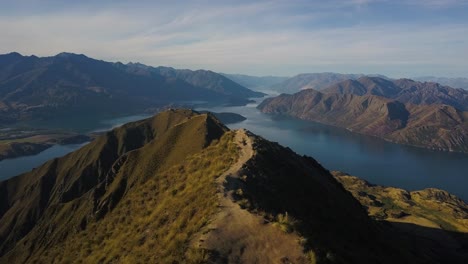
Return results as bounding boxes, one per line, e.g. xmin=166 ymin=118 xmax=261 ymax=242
xmin=223 ymin=134 xmax=468 ymax=263
xmin=385 ymin=221 xmax=468 ymax=264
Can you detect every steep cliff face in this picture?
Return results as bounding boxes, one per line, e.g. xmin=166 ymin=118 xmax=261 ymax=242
xmin=258 ymin=89 xmax=468 ymax=152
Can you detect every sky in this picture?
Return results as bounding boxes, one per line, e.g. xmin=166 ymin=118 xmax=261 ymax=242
xmin=0 ymin=0 xmax=467 ymax=78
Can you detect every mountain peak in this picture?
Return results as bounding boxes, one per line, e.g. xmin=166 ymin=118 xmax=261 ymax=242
xmin=260 ymin=78 xmax=468 ymax=152
xmin=55 ymin=52 xmax=89 ymax=59
xmin=0 ymin=52 xmax=25 ymax=61
xmin=0 ymin=109 xmax=403 ymax=262
xmin=0 ymin=109 xmax=229 ymax=260
xmin=397 ymin=77 xmax=416 ymax=82
xmin=5 ymin=52 xmax=22 ymax=57
xmin=0 ymin=52 xmax=264 ymax=124
xmin=1 ymin=109 xmax=467 ymax=262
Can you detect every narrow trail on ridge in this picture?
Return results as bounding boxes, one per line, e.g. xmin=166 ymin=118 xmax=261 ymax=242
xmin=193 ymin=129 xmax=307 ymax=264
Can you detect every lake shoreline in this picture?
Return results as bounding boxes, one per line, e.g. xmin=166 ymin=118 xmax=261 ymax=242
xmin=0 ymin=99 xmax=467 ymax=201
xmin=196 ymin=96 xmax=468 ymax=201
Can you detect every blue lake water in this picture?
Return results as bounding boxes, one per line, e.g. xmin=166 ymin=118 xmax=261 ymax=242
xmin=197 ymin=98 xmax=468 ymax=201
xmin=1 ymin=100 xmax=467 ymax=201
xmin=0 ymin=114 xmax=151 ymax=181
xmin=0 ymin=143 xmax=87 ymax=181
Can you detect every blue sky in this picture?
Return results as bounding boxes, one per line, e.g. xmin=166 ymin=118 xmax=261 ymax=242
xmin=1 ymin=0 xmax=467 ymax=78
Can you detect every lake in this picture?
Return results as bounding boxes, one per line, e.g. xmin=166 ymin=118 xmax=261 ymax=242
xmin=1 ymin=99 xmax=467 ymax=201
xmin=196 ymin=98 xmax=468 ymax=201
xmin=0 ymin=114 xmax=151 ymax=181
xmin=0 ymin=143 xmax=87 ymax=181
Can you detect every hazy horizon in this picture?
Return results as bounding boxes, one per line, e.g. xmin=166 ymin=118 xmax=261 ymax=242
xmin=6 ymin=50 xmax=468 ymax=81
xmin=1 ymin=0 xmax=467 ymax=78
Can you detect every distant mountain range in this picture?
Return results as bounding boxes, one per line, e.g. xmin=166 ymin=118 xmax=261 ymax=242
xmin=265 ymin=72 xmax=389 ymax=93
xmin=221 ymin=73 xmax=289 ymax=90
xmin=127 ymin=64 xmax=265 ymax=99
xmin=1 ymin=109 xmax=467 ymax=263
xmin=259 ymin=77 xmax=468 ymax=152
xmin=415 ymin=76 xmax=468 ymax=90
xmin=0 ymin=52 xmax=263 ymax=125
xmin=261 ymin=72 xmax=468 ymax=94
xmin=323 ymin=77 xmax=468 ymax=111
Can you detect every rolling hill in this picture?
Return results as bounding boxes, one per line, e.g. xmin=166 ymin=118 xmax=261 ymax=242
xmin=0 ymin=109 xmax=467 ymax=263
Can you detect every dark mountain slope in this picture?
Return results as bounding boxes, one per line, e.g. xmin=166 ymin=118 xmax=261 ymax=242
xmin=334 ymin=171 xmax=468 ymax=263
xmin=0 ymin=109 xmax=467 ymax=263
xmin=0 ymin=52 xmax=261 ymax=124
xmin=323 ymin=76 xmax=468 ymax=111
xmin=334 ymin=171 xmax=468 ymax=233
xmin=231 ymin=132 xmax=400 ymax=263
xmin=152 ymin=66 xmax=265 ymax=98
xmin=258 ymin=89 xmax=468 ymax=152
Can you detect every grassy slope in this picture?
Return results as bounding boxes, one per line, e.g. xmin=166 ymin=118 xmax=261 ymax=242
xmin=228 ymin=133 xmax=426 ymax=264
xmin=0 ymin=110 xmax=231 ymax=263
xmin=2 ymin=109 xmax=467 ymax=264
xmin=334 ymin=171 xmax=468 ymax=263
xmin=333 ymin=171 xmax=468 ymax=233
xmin=30 ymin=131 xmax=239 ymax=263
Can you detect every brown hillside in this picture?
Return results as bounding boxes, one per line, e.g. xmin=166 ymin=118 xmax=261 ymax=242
xmin=1 ymin=109 xmax=467 ymax=263
xmin=322 ymin=76 xmax=468 ymax=111
xmin=258 ymin=89 xmax=468 ymax=152
xmin=334 ymin=171 xmax=468 ymax=263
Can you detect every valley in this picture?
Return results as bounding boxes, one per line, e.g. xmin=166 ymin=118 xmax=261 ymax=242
xmin=0 ymin=52 xmax=263 ymax=126
xmin=2 ymin=96 xmax=467 ymax=201
xmin=197 ymin=97 xmax=468 ymax=201
xmin=258 ymin=77 xmax=468 ymax=153
xmin=0 ymin=49 xmax=466 ymax=264
xmin=1 ymin=1 xmax=467 ymax=262
xmin=0 ymin=110 xmax=466 ymax=263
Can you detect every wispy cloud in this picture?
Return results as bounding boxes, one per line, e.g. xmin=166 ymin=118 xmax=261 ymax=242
xmin=405 ymin=0 xmax=468 ymax=8
xmin=0 ymin=1 xmax=467 ymax=77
